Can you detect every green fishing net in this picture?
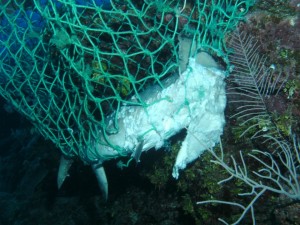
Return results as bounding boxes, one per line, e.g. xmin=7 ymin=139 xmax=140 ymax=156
xmin=0 ymin=0 xmax=254 ymax=163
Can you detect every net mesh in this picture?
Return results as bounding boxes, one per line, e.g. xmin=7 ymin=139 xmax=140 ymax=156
xmin=0 ymin=0 xmax=254 ymax=163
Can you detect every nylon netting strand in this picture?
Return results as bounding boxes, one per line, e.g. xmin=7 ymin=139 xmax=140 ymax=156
xmin=0 ymin=0 xmax=254 ymax=163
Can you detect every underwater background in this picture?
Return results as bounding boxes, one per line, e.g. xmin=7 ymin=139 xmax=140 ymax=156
xmin=0 ymin=0 xmax=300 ymax=224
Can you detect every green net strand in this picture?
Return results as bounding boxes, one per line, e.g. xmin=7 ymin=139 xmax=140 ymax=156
xmin=0 ymin=0 xmax=255 ymax=164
